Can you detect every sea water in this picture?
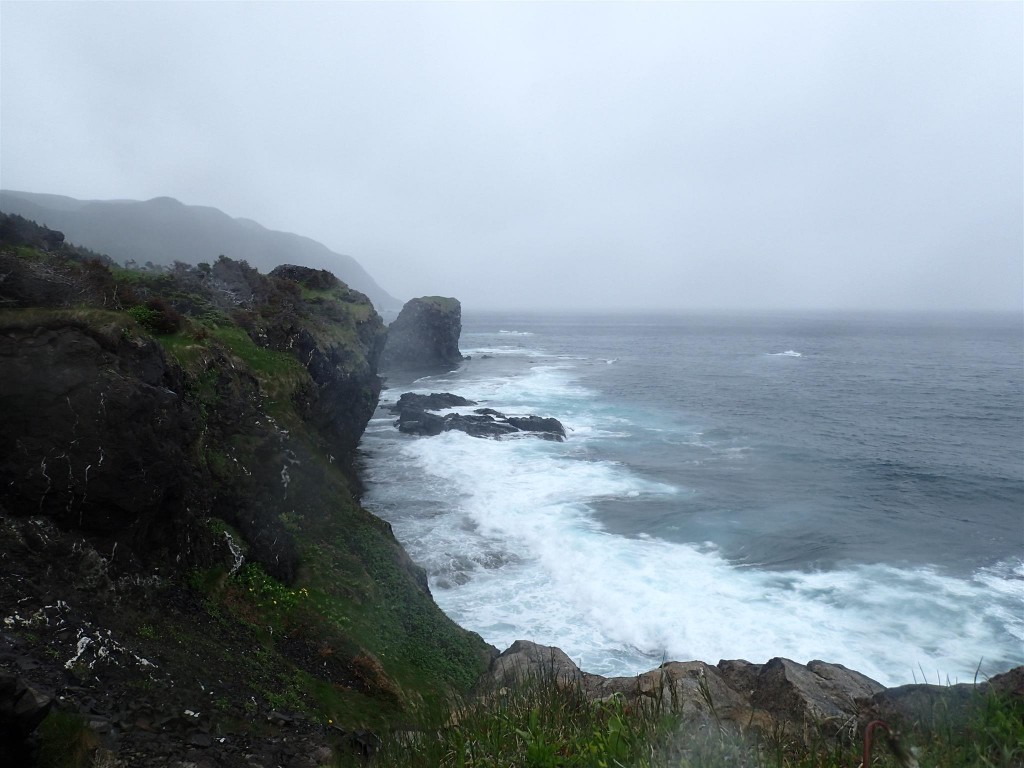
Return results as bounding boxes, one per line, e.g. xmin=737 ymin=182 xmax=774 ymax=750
xmin=358 ymin=312 xmax=1024 ymax=687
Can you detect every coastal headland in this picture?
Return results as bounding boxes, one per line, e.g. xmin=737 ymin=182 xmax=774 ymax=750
xmin=0 ymin=214 xmax=1019 ymax=766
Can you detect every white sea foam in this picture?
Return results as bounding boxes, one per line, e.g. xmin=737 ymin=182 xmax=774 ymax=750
xmin=498 ymin=330 xmax=535 ymax=336
xmin=366 ymin=426 xmax=1021 ymax=686
xmin=768 ymin=350 xmax=802 ymax=357
xmin=361 ymin=331 xmax=1023 ymax=689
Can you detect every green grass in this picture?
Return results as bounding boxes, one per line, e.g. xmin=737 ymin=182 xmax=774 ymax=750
xmin=35 ymin=710 xmax=99 ymax=768
xmin=206 ymin=325 xmax=304 ymax=376
xmin=344 ymin=671 xmax=1024 ymax=768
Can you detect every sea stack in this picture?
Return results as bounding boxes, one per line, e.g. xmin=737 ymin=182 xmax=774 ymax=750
xmin=380 ymin=296 xmax=464 ymax=372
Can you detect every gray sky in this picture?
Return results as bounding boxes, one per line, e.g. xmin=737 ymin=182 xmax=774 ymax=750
xmin=2 ymin=1 xmax=1021 ymax=312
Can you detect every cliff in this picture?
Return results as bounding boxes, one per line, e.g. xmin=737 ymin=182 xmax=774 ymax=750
xmin=0 ymin=214 xmax=492 ymax=765
xmin=1 ymin=213 xmax=1020 ymax=767
xmin=379 ymin=296 xmax=464 ymax=373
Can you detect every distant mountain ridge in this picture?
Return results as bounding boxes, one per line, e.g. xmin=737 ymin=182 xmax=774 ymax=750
xmin=0 ymin=190 xmax=402 ymax=310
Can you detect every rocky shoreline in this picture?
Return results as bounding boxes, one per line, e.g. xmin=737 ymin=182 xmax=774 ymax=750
xmin=479 ymin=640 xmax=1024 ymax=745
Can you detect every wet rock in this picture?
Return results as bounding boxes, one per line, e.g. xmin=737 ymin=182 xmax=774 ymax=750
xmin=505 ymin=416 xmax=567 ymax=440
xmin=390 ymin=392 xmax=477 ymax=413
xmin=396 ymin=410 xmax=446 ymax=436
xmin=392 ymin=393 xmax=567 ymax=441
xmin=380 ymin=296 xmax=464 ymax=372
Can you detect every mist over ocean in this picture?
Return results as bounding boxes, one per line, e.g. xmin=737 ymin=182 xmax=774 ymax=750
xmin=359 ymin=311 xmax=1024 ymax=687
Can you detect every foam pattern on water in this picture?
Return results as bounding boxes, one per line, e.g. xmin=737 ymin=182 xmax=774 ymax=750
xmin=361 ymin=321 xmax=1024 ymax=687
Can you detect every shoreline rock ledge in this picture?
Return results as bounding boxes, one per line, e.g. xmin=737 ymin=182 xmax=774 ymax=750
xmin=380 ymin=296 xmax=464 ymax=372
xmin=478 ymin=640 xmax=1024 ymax=745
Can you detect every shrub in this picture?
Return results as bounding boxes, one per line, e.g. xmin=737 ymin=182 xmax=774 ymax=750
xmin=126 ymin=297 xmax=183 ymax=335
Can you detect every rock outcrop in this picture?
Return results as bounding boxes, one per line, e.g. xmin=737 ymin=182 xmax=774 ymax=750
xmin=379 ymin=296 xmax=464 ymax=372
xmin=477 ymin=640 xmax=1022 ymax=748
xmin=390 ymin=392 xmax=567 ymax=441
xmin=0 ymin=216 xmax=493 ymax=766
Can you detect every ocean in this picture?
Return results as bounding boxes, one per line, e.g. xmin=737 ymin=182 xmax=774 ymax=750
xmin=358 ymin=311 xmax=1024 ymax=687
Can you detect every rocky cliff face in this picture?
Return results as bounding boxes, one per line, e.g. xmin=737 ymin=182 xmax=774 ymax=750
xmin=0 ymin=214 xmax=492 ymax=765
xmin=379 ymin=296 xmax=464 ymax=372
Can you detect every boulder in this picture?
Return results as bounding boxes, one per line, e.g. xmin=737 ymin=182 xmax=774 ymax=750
xmin=750 ymin=657 xmax=884 ymax=726
xmin=379 ymin=296 xmax=464 ymax=372
xmin=479 ymin=640 xmax=585 ymax=689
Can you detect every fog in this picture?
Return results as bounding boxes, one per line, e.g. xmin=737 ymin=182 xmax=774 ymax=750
xmin=2 ymin=2 xmax=1021 ymax=312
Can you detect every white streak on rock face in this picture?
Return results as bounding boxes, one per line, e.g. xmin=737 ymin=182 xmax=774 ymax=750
xmin=65 ymin=635 xmax=93 ymax=669
xmin=6 ymin=597 xmax=160 ymax=673
xmin=280 ymin=465 xmax=290 ymax=493
xmin=66 ymin=395 xmax=80 ymax=434
xmin=38 ymin=457 xmax=51 ymax=508
xmin=224 ymin=530 xmax=245 ymax=575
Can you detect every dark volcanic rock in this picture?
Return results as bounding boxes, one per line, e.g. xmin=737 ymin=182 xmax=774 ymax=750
xmin=379 ymin=296 xmax=463 ymax=372
xmin=390 ymin=392 xmax=477 ymax=414
xmin=396 ymin=410 xmax=447 ymax=437
xmin=0 ymin=321 xmax=201 ymax=560
xmin=391 ymin=392 xmax=567 ymax=441
xmin=267 ymin=263 xmax=387 ymax=466
xmin=443 ymin=414 xmax=519 ymax=439
xmin=505 ymin=416 xmax=567 ymax=441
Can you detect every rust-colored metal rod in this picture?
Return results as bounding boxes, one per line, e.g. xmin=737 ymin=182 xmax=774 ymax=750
xmin=862 ymin=719 xmax=891 ymax=767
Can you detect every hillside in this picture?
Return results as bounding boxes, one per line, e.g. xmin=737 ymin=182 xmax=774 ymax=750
xmin=0 ymin=214 xmax=491 ymax=766
xmin=0 ymin=191 xmax=402 ymax=311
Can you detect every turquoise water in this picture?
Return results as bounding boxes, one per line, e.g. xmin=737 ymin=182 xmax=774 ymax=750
xmin=359 ymin=312 xmax=1024 ymax=686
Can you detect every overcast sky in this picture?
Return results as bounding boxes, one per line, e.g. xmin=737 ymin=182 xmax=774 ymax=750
xmin=2 ymin=1 xmax=1021 ymax=312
